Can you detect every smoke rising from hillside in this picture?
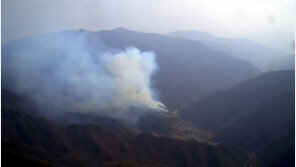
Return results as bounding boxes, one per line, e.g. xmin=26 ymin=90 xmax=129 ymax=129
xmin=2 ymin=33 xmax=167 ymax=119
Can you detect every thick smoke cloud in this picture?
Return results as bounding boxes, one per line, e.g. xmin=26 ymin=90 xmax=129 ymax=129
xmin=2 ymin=32 xmax=167 ymax=119
xmin=103 ymin=49 xmax=167 ymax=111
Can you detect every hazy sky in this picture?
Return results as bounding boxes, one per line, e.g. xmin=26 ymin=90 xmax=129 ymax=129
xmin=2 ymin=0 xmax=295 ymax=53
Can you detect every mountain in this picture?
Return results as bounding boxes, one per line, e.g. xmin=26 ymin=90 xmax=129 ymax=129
xmin=180 ymin=70 xmax=295 ymax=167
xmin=94 ymin=28 xmax=260 ymax=108
xmin=165 ymin=31 xmax=294 ymax=71
xmin=2 ymin=28 xmax=260 ymax=110
xmin=136 ymin=112 xmax=215 ymax=144
xmin=270 ymin=55 xmax=295 ymax=70
xmin=2 ymin=89 xmax=256 ymax=167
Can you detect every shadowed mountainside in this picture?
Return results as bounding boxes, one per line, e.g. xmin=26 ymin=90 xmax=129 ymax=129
xmin=181 ymin=70 xmax=295 ymax=167
xmin=2 ymin=89 xmax=256 ymax=167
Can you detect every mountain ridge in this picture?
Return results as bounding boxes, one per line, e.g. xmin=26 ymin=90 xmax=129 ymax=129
xmin=165 ymin=30 xmax=293 ymax=71
xmin=2 ymin=90 xmax=257 ymax=167
xmin=2 ymin=28 xmax=260 ymax=111
xmin=180 ymin=70 xmax=295 ymax=167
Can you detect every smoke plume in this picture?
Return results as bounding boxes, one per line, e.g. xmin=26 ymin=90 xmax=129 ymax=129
xmin=2 ymin=32 xmax=167 ymax=119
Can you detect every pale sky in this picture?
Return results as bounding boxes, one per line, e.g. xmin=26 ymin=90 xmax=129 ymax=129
xmin=2 ymin=0 xmax=295 ymax=53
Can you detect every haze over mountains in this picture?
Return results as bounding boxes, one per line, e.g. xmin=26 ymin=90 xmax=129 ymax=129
xmin=2 ymin=28 xmax=260 ymax=112
xmin=166 ymin=30 xmax=294 ymax=71
xmin=2 ymin=28 xmax=295 ymax=167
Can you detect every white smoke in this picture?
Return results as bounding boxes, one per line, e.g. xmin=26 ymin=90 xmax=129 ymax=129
xmin=103 ymin=48 xmax=167 ymax=111
xmin=2 ymin=32 xmax=167 ymax=119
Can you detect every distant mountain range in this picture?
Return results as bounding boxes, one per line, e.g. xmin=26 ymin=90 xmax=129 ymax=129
xmin=166 ymin=30 xmax=294 ymax=71
xmin=2 ymin=28 xmax=260 ymax=110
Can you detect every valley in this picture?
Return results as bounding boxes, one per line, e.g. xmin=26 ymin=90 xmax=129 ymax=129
xmin=1 ymin=29 xmax=294 ymax=167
